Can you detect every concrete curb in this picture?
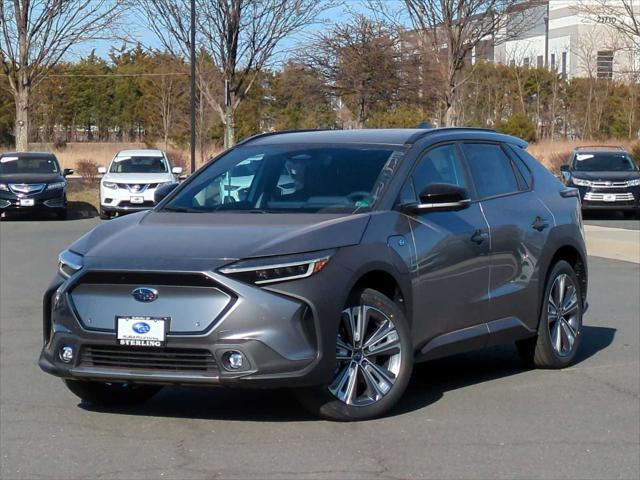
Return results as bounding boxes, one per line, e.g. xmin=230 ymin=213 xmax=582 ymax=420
xmin=584 ymin=225 xmax=640 ymax=264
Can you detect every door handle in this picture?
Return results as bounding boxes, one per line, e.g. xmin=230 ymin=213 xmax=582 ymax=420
xmin=471 ymin=230 xmax=489 ymax=245
xmin=532 ymin=216 xmax=549 ymax=232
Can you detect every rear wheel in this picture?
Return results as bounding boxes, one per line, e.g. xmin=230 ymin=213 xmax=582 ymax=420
xmin=517 ymin=260 xmax=583 ymax=368
xmin=294 ymin=288 xmax=413 ymax=421
xmin=64 ymin=379 xmax=162 ymax=406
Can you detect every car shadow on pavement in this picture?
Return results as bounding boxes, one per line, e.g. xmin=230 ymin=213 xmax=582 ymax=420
xmin=79 ymin=326 xmax=615 ymax=422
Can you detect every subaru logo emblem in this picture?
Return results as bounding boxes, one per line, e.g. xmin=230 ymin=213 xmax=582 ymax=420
xmin=131 ymin=287 xmax=158 ymax=302
xmin=132 ymin=322 xmax=151 ymax=334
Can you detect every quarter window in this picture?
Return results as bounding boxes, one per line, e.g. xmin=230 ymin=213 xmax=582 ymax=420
xmin=462 ymin=143 xmax=519 ymax=199
xmin=412 ymin=144 xmax=468 ymax=195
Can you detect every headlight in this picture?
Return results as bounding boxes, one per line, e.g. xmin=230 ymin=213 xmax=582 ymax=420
xmin=0 ymin=183 xmax=8 ymax=191
xmin=58 ymin=249 xmax=83 ymax=278
xmin=46 ymin=181 xmax=66 ymax=190
xmin=219 ymin=251 xmax=332 ymax=285
xmin=628 ymin=178 xmax=640 ymax=187
xmin=571 ymin=177 xmax=592 ymax=187
xmin=102 ymin=181 xmax=118 ymax=189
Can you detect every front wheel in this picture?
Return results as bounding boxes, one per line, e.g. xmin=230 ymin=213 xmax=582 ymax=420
xmin=517 ymin=260 xmax=583 ymax=368
xmin=294 ymin=288 xmax=413 ymax=421
xmin=64 ymin=379 xmax=162 ymax=406
xmin=99 ymin=207 xmax=111 ymax=220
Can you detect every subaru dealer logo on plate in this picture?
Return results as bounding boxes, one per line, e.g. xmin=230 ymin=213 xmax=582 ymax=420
xmin=132 ymin=322 xmax=151 ymax=334
xmin=131 ymin=287 xmax=158 ymax=302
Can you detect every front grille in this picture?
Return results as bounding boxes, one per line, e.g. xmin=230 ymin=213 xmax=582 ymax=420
xmin=80 ymin=345 xmax=218 ymax=372
xmin=8 ymin=183 xmax=45 ymax=195
xmin=590 ymin=181 xmax=632 ymax=188
xmin=117 ymin=201 xmax=155 ymax=208
xmin=584 ymin=192 xmax=634 ymax=202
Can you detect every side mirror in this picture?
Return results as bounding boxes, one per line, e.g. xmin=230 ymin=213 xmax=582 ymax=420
xmin=63 ymin=168 xmax=74 ymax=177
xmin=171 ymin=166 xmax=183 ymax=174
xmin=97 ymin=166 xmax=107 ymax=174
xmin=408 ymin=183 xmax=471 ymax=212
xmin=560 ymin=165 xmax=570 ymax=172
xmin=154 ymin=182 xmax=179 ymax=204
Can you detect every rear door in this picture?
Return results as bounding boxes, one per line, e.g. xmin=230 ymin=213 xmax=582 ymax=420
xmin=400 ymin=143 xmax=492 ymax=345
xmin=460 ymin=142 xmax=550 ymax=331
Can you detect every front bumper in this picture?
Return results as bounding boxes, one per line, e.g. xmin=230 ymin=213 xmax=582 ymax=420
xmin=0 ymin=189 xmax=66 ymax=211
xmin=574 ymin=185 xmax=640 ymax=211
xmin=39 ymin=257 xmax=354 ymax=388
xmin=100 ymin=185 xmax=159 ymax=213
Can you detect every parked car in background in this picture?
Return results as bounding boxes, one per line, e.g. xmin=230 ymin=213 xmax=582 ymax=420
xmin=0 ymin=152 xmax=73 ymax=220
xmin=98 ymin=149 xmax=182 ymax=219
xmin=560 ymin=146 xmax=640 ymax=218
xmin=41 ymin=128 xmax=588 ymax=421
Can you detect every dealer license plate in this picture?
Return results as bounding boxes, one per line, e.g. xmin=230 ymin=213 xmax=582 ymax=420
xmin=19 ymin=198 xmax=34 ymax=207
xmin=603 ymin=194 xmax=616 ymax=202
xmin=116 ymin=316 xmax=168 ymax=347
xmin=130 ymin=196 xmax=144 ymax=204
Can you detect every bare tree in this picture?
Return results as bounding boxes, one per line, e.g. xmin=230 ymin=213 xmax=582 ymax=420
xmin=396 ymin=0 xmax=542 ymax=126
xmin=301 ymin=15 xmax=401 ymax=127
xmin=0 ymin=0 xmax=124 ymax=151
xmin=137 ymin=0 xmax=328 ymax=149
xmin=576 ymin=1 xmax=639 ymax=49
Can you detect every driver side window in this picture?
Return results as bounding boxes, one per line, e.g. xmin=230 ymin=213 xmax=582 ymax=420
xmin=412 ymin=144 xmax=468 ymax=194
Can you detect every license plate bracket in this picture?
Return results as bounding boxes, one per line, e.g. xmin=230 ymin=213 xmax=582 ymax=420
xmin=116 ymin=316 xmax=169 ymax=347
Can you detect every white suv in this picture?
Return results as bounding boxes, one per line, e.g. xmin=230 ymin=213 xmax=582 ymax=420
xmin=98 ymin=149 xmax=182 ymax=219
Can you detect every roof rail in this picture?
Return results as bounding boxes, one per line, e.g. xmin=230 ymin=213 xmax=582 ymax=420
xmin=236 ymin=128 xmax=335 ymax=146
xmin=574 ymin=145 xmax=626 ymax=151
xmin=406 ymin=126 xmax=498 ymax=144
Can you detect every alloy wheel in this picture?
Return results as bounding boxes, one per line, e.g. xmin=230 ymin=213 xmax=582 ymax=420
xmin=547 ymin=273 xmax=580 ymax=357
xmin=329 ymin=305 xmax=402 ymax=406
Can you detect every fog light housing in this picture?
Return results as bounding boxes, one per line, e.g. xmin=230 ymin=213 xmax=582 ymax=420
xmin=59 ymin=345 xmax=74 ymax=363
xmin=223 ymin=351 xmax=245 ymax=370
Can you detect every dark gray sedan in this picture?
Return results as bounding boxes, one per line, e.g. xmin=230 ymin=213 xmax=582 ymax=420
xmin=39 ymin=128 xmax=588 ymax=421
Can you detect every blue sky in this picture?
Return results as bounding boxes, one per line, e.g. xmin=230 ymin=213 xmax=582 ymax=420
xmin=76 ymin=0 xmax=410 ymax=63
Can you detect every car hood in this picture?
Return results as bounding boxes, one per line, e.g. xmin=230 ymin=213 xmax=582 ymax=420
xmin=0 ymin=173 xmax=63 ymax=184
xmin=71 ymin=210 xmax=372 ymax=271
xmin=102 ymin=172 xmax=174 ymax=184
xmin=572 ymin=171 xmax=640 ymax=181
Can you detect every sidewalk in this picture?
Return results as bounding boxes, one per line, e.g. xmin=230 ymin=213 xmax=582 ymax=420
xmin=584 ymin=224 xmax=640 ymax=264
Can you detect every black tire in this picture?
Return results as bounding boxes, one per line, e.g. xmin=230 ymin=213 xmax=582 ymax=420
xmin=99 ymin=208 xmax=110 ymax=220
xmin=294 ymin=288 xmax=413 ymax=421
xmin=517 ymin=260 xmax=583 ymax=369
xmin=64 ymin=379 xmax=162 ymax=406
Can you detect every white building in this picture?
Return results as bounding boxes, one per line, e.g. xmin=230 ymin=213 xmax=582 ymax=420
xmin=494 ymin=0 xmax=640 ymax=79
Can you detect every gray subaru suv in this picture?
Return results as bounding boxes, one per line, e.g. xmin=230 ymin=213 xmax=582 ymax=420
xmin=39 ymin=128 xmax=588 ymax=421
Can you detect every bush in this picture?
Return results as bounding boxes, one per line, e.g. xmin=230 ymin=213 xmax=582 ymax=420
xmin=545 ymin=150 xmax=572 ymax=174
xmin=76 ymin=159 xmax=99 ymax=183
xmin=495 ymin=113 xmax=537 ymax=143
xmin=53 ymin=138 xmax=67 ymax=150
xmin=166 ymin=148 xmax=188 ymax=174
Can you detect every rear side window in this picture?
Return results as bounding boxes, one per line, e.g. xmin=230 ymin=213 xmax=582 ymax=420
xmin=461 ymin=143 xmax=519 ymax=199
xmin=506 ymin=146 xmax=534 ymax=190
xmin=412 ymin=144 xmax=468 ymax=194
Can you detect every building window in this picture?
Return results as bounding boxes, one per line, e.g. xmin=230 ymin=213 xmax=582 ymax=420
xmin=551 ymin=53 xmax=556 ymax=70
xmin=509 ymin=59 xmax=516 ymax=67
xmin=597 ymin=50 xmax=614 ymax=79
xmin=523 ymin=57 xmax=530 ymax=68
xmin=562 ymin=52 xmax=567 ymax=76
xmin=537 ymin=55 xmax=544 ymax=68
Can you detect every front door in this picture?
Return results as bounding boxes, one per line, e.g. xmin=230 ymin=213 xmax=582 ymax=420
xmin=401 ymin=143 xmax=492 ymax=346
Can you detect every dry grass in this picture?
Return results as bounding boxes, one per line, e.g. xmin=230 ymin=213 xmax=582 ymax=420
xmin=67 ymin=180 xmax=100 ymax=211
xmin=528 ymin=139 xmax=638 ymax=173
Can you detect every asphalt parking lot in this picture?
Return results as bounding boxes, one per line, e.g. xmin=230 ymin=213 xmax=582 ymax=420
xmin=1 ymin=217 xmax=639 ymax=479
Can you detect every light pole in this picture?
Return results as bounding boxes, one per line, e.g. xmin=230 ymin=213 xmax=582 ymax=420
xmin=190 ymin=0 xmax=196 ymax=174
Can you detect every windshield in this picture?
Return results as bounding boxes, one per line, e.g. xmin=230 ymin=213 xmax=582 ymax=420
xmin=110 ymin=156 xmax=167 ymax=173
xmin=163 ymin=144 xmax=404 ymax=214
xmin=0 ymin=156 xmax=59 ymax=174
xmin=573 ymin=152 xmax=638 ymax=172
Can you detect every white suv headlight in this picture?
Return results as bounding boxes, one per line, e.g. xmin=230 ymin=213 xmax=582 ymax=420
xmin=571 ymin=177 xmax=592 ymax=187
xmin=102 ymin=181 xmax=118 ymax=189
xmin=58 ymin=249 xmax=83 ymax=278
